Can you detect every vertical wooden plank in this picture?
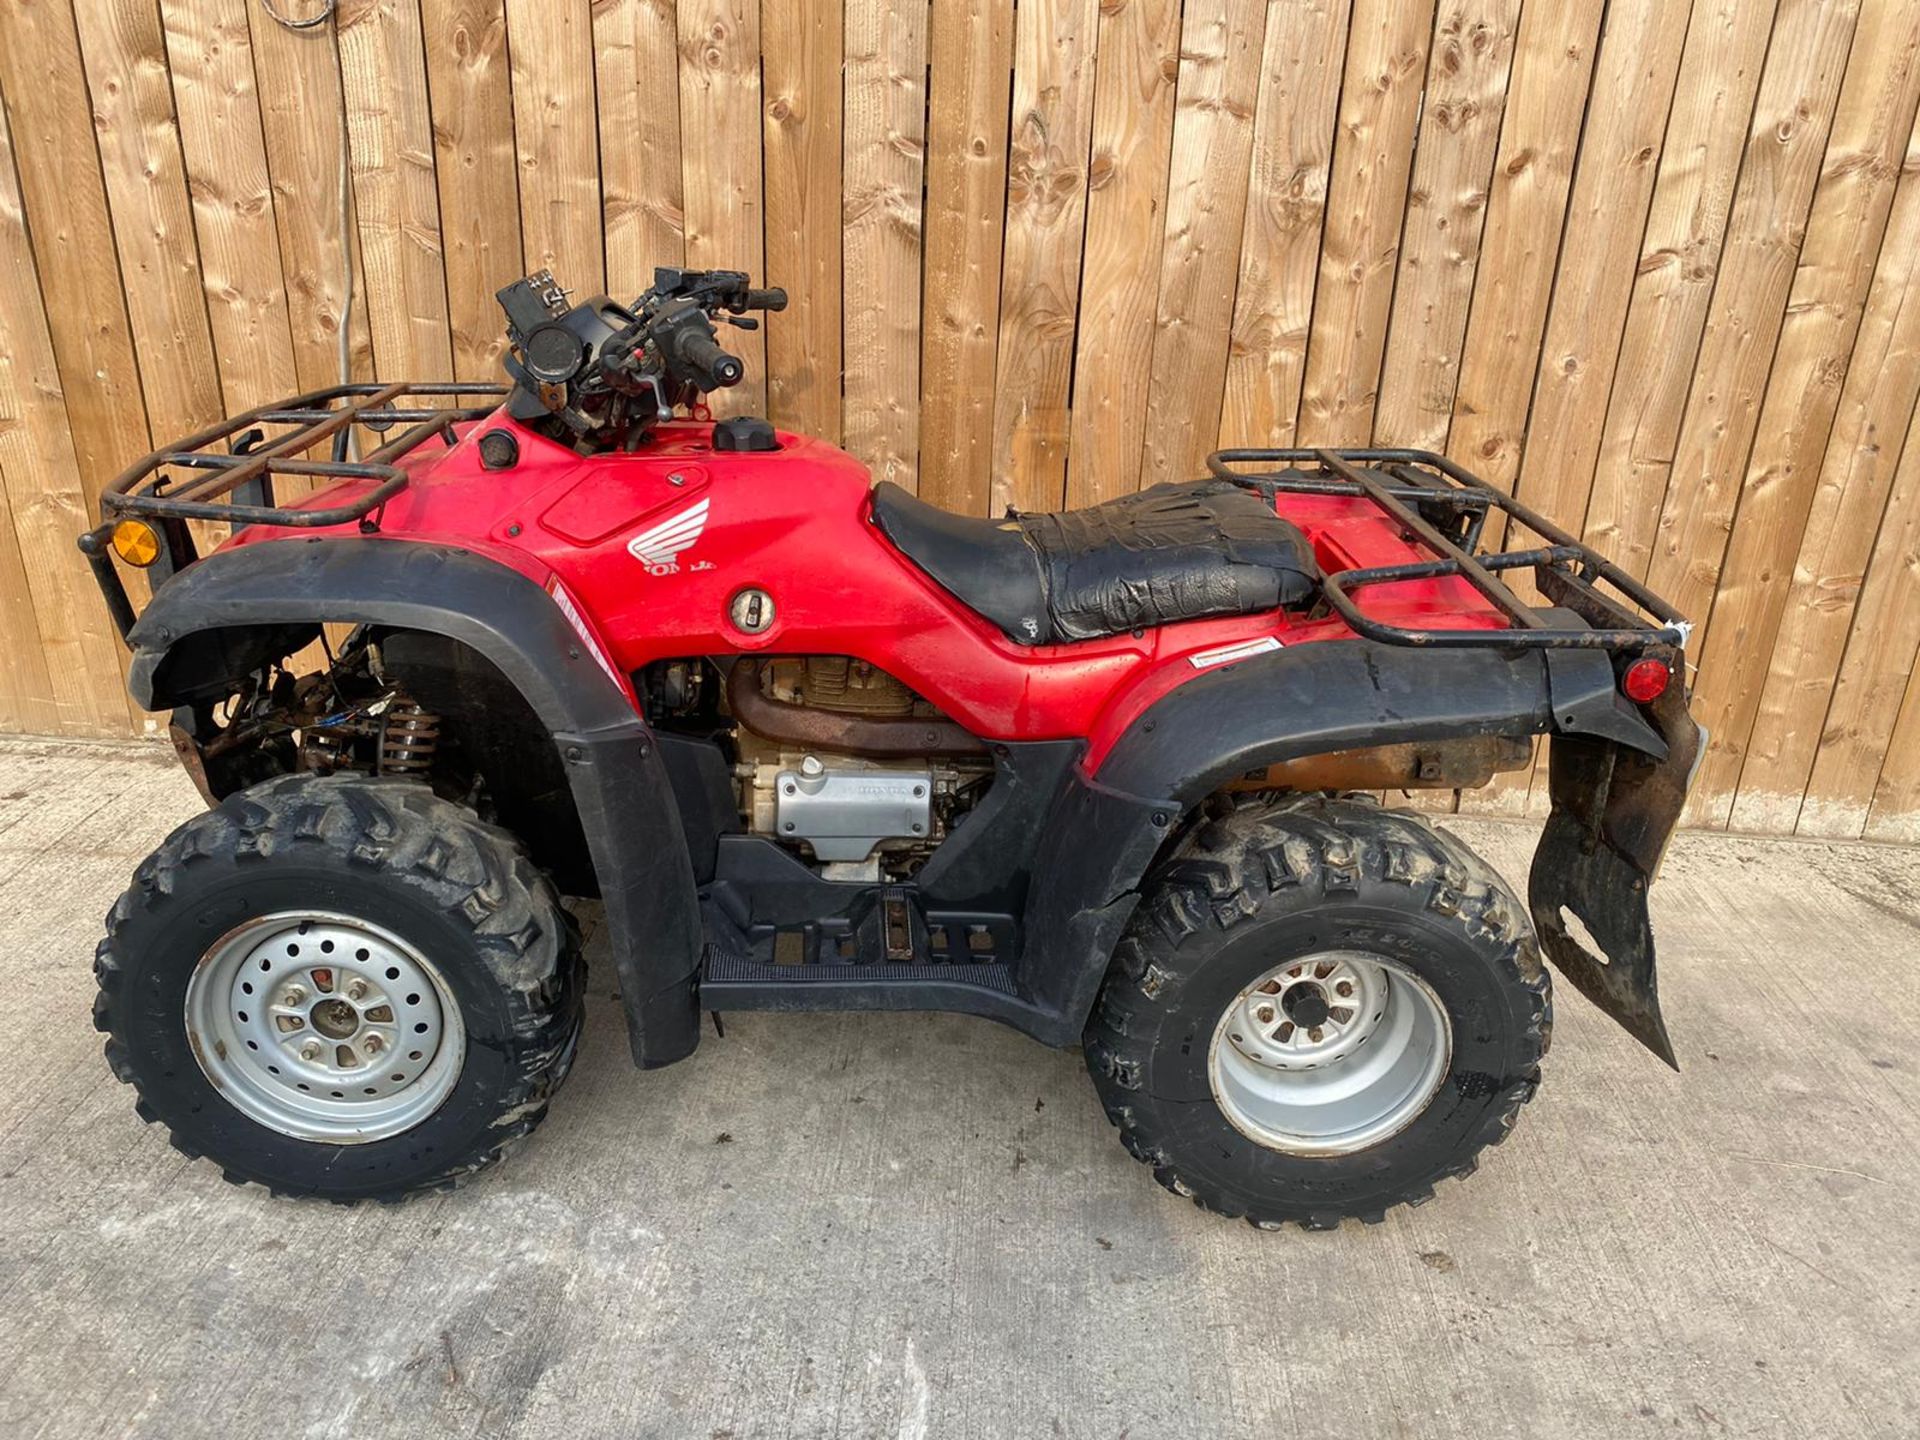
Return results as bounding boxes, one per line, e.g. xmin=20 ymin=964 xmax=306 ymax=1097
xmin=0 ymin=0 xmax=156 ymax=529
xmin=338 ymin=0 xmax=454 ymax=379
xmin=595 ymin=0 xmax=685 ymax=296
xmin=1217 ymin=0 xmax=1349 ymax=449
xmin=1580 ymin=0 xmax=1778 ymax=581
xmin=1805 ymin=431 xmax=1920 ymax=838
xmin=255 ymin=7 xmax=388 ymax=677
xmin=1372 ymin=0 xmax=1520 ymax=451
xmin=1445 ymin=0 xmax=1606 ymax=490
xmin=158 ymin=0 xmax=302 ymax=412
xmin=843 ymin=0 xmax=927 ymax=488
xmin=1862 ymin=633 xmax=1920 ymax=842
xmin=1063 ymin=0 xmax=1180 ymax=507
xmin=677 ymin=0 xmax=766 ymax=417
xmin=1136 ymin=0 xmax=1270 ymax=488
xmin=761 ymin=0 xmax=840 ymax=439
xmin=1295 ymin=0 xmax=1436 ymax=445
xmin=505 ymin=0 xmax=604 ymax=294
xmin=1446 ymin=0 xmax=1606 ymax=815
xmin=420 ymin=0 xmax=523 ymax=381
xmin=918 ymin=0 xmax=1013 ymax=515
xmin=247 ymin=1 xmax=377 ymax=394
xmin=0 ymin=77 xmax=58 ymax=734
xmin=1498 ymin=0 xmax=1697 ymax=819
xmin=0 ymin=93 xmax=131 ymax=734
xmin=1685 ymin=0 xmax=1920 ymax=827
xmin=1060 ymin=0 xmax=1180 ymax=504
xmin=989 ymin=0 xmax=1102 ymax=513
xmin=1511 ymin=0 xmax=1693 ymax=535
xmin=1736 ymin=118 xmax=1920 ymax=833
xmin=71 ymin=0 xmax=225 ymax=437
xmin=0 ymin=467 xmax=56 ymax=735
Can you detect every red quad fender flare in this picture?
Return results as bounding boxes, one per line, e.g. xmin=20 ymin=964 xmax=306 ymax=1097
xmin=127 ymin=540 xmax=1698 ymax=1069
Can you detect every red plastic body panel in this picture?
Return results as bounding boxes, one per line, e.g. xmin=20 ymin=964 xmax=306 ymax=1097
xmin=228 ymin=411 xmax=1510 ymax=776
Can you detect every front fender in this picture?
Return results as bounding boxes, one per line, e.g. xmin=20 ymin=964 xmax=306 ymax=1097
xmin=129 ymin=538 xmax=704 ymax=1069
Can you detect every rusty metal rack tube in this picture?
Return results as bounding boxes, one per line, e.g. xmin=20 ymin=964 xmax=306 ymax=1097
xmin=81 ymin=381 xmax=508 ymax=644
xmin=99 ymin=381 xmax=507 ymax=528
xmin=1208 ymin=447 xmax=1691 ymax=654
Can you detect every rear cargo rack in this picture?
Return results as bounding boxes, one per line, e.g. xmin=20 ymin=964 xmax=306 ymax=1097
xmin=1209 ymin=448 xmax=1690 ymax=654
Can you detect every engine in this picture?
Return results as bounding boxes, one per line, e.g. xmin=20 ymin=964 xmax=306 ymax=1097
xmin=733 ymin=734 xmax=990 ymax=875
xmin=727 ymin=658 xmax=992 ymax=877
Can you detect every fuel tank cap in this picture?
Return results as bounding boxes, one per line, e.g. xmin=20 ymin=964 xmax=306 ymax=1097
xmin=712 ymin=416 xmax=780 ymax=452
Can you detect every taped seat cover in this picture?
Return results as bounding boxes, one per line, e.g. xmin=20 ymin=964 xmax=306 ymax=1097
xmin=870 ymin=479 xmax=1320 ymax=644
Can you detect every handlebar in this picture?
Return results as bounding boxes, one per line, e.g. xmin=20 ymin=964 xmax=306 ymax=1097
xmin=672 ymin=325 xmax=745 ymax=391
xmin=497 ymin=266 xmax=774 ymax=438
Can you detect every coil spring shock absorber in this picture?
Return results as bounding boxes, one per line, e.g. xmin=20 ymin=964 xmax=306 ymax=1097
xmin=378 ymin=701 xmax=441 ymax=776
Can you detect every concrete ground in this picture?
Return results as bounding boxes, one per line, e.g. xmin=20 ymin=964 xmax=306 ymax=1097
xmin=0 ymin=737 xmax=1914 ymax=1440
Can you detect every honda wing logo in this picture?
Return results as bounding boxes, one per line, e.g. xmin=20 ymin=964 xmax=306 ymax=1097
xmin=627 ymin=498 xmax=709 ymax=575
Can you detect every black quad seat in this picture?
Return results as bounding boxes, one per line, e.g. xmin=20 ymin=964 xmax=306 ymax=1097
xmin=869 ymin=479 xmax=1320 ymax=645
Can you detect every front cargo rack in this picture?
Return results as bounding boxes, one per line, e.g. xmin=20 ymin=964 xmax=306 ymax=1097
xmin=1210 ymin=447 xmax=1691 ymax=654
xmin=82 ymin=382 xmax=507 ymax=639
xmin=99 ymin=381 xmax=507 ymax=530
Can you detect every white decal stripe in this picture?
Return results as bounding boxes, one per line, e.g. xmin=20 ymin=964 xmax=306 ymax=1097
xmin=630 ymin=499 xmax=708 ymax=543
xmin=635 ymin=511 xmax=707 ymax=542
xmin=633 ymin=518 xmax=705 ymax=549
xmin=1188 ymin=635 xmax=1283 ymax=669
xmin=546 ymin=579 xmax=625 ymax=690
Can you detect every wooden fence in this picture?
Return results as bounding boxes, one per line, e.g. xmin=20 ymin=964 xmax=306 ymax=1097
xmin=1 ymin=0 xmax=1918 ymax=842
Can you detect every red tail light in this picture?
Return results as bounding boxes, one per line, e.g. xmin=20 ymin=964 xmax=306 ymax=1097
xmin=1622 ymin=657 xmax=1671 ymax=704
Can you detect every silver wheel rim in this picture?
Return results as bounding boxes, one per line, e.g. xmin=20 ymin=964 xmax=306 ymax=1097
xmin=183 ymin=911 xmax=466 ymax=1144
xmin=1207 ymin=951 xmax=1451 ymax=1156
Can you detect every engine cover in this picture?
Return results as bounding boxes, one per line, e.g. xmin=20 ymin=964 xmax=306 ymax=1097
xmin=762 ymin=655 xmax=922 ymax=717
xmin=774 ymin=758 xmax=932 ymax=861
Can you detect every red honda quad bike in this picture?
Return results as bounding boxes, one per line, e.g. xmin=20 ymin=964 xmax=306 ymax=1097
xmin=80 ymin=267 xmax=1700 ymax=1227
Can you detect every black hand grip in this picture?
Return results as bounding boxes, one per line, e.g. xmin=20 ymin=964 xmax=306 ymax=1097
xmin=747 ymin=287 xmax=788 ymax=312
xmin=675 ymin=326 xmax=745 ymax=390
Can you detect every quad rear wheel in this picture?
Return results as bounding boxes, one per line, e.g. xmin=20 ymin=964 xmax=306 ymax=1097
xmin=1084 ymin=795 xmax=1549 ymax=1229
xmin=93 ymin=775 xmax=584 ymax=1202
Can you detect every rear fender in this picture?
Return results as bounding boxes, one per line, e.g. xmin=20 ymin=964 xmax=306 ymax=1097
xmin=1025 ymin=637 xmax=1668 ymax=1035
xmin=127 ymin=538 xmax=704 ymax=1069
xmin=1528 ymin=679 xmax=1703 ymax=1068
xmin=1029 ymin=641 xmax=1674 ymax=1036
xmin=1089 ymin=636 xmax=1662 ymax=802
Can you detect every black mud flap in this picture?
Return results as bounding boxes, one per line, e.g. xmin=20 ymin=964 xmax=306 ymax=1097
xmin=1528 ymin=681 xmax=1702 ymax=1069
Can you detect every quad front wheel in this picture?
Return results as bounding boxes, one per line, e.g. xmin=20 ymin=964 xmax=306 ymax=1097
xmin=93 ymin=775 xmax=584 ymax=1202
xmin=1085 ymin=795 xmax=1550 ymax=1229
